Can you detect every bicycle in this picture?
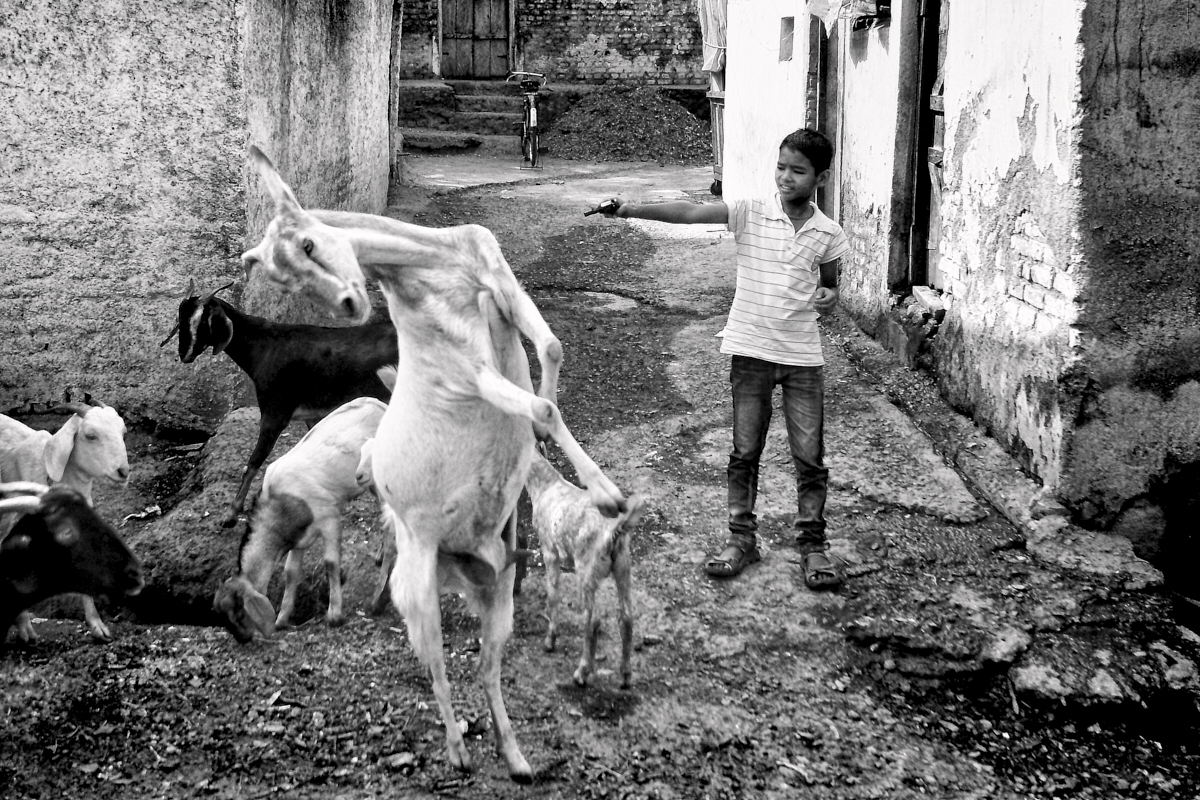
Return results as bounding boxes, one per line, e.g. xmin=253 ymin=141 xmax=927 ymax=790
xmin=506 ymin=71 xmax=548 ymax=169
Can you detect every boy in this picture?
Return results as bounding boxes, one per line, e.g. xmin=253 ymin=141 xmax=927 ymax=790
xmin=595 ymin=128 xmax=849 ymax=589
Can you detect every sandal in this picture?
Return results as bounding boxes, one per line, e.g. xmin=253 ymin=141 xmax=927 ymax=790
xmin=801 ymin=551 xmax=843 ymax=590
xmin=705 ymin=543 xmax=761 ymax=578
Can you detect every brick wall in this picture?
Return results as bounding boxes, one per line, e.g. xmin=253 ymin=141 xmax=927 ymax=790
xmin=397 ymin=0 xmax=705 ymax=85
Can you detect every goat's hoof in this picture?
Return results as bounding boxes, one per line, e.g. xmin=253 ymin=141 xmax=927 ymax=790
xmin=326 ymin=614 xmax=346 ymax=628
xmin=542 ymin=636 xmax=556 ymax=653
xmin=445 ymin=741 xmax=473 ymax=773
xmin=572 ymin=669 xmax=589 ymax=687
xmin=220 ymin=511 xmax=240 ymax=528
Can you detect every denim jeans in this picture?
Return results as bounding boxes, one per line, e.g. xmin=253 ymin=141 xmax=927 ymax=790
xmin=727 ymin=355 xmax=827 ymax=549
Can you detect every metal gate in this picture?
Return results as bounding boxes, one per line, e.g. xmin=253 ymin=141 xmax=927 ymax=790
xmin=442 ymin=0 xmax=509 ymax=78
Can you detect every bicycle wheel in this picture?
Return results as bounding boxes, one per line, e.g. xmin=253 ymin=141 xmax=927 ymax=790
xmin=525 ymin=128 xmax=540 ymax=168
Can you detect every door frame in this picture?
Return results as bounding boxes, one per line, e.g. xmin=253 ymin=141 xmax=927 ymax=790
xmin=437 ymin=0 xmax=515 ymax=79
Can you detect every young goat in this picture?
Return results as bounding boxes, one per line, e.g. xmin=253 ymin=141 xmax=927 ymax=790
xmin=212 ymin=397 xmax=388 ymax=643
xmin=242 ymin=146 xmax=626 ymax=782
xmin=1 ymin=482 xmax=143 ymax=651
xmin=0 ymin=402 xmax=131 ymax=642
xmin=161 ymin=281 xmax=399 ymax=527
xmin=526 ymin=447 xmax=645 ymax=689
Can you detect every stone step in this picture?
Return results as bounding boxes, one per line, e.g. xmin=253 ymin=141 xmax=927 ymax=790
xmin=444 ymin=78 xmax=523 ymax=96
xmin=399 ymin=128 xmax=520 ymax=157
xmin=455 ymin=110 xmax=526 ymax=136
xmin=456 ymin=93 xmax=523 ymax=113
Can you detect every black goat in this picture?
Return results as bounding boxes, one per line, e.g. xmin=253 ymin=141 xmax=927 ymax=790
xmin=161 ymin=282 xmax=399 ymax=526
xmin=1 ymin=483 xmax=144 ymax=648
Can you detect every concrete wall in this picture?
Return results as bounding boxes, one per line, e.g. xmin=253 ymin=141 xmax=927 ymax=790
xmin=396 ymin=0 xmax=705 ymax=85
xmin=241 ymin=0 xmax=393 ymax=324
xmin=830 ymin=8 xmax=903 ymax=326
xmin=1066 ymin=0 xmax=1200 ymax=550
xmin=933 ymin=0 xmax=1084 ymax=488
xmin=0 ymin=0 xmax=393 ymax=433
xmin=722 ymin=1 xmax=813 ymax=201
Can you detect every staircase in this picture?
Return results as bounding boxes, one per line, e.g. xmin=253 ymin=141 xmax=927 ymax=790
xmin=397 ymin=79 xmax=526 ymax=154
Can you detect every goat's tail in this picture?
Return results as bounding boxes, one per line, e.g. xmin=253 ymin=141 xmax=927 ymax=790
xmin=617 ymin=494 xmax=646 ymax=532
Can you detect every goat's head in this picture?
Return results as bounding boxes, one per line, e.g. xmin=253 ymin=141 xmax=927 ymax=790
xmin=241 ymin=146 xmax=371 ymax=324
xmin=213 ymin=576 xmax=277 ymax=643
xmin=0 ymin=483 xmax=144 ymax=602
xmin=161 ymin=282 xmax=235 ymax=363
xmin=45 ymin=402 xmax=130 ymax=488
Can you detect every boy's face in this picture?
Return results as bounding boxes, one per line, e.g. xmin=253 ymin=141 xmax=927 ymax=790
xmin=775 ymin=147 xmax=828 ymax=205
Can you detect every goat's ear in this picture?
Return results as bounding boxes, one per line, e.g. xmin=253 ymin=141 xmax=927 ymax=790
xmin=44 ymin=416 xmax=82 ymax=482
xmin=243 ymin=589 xmax=278 ymax=639
xmin=208 ymin=307 xmax=235 ymax=355
xmin=42 ymin=508 xmax=82 ymax=547
xmin=249 ymin=146 xmax=302 ymax=213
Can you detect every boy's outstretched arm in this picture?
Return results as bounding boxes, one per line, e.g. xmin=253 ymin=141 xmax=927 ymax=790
xmin=595 ymin=198 xmax=728 ymax=225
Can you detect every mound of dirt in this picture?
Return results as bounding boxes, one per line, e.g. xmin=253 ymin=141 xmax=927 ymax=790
xmin=543 ymin=86 xmax=713 ymax=165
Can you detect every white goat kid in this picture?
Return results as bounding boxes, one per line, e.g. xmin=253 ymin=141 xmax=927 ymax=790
xmin=526 ymin=447 xmax=645 ymax=689
xmin=212 ymin=397 xmax=388 ymax=642
xmin=0 ymin=403 xmax=130 ymax=642
xmin=241 ymin=146 xmax=626 ymax=782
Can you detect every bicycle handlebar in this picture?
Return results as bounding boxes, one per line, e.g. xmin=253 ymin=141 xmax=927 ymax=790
xmin=505 ymin=71 xmax=547 ymax=90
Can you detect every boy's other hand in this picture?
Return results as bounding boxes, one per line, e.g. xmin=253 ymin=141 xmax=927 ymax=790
xmin=584 ymin=198 xmax=623 ymax=218
xmin=813 ymin=287 xmax=839 ymax=315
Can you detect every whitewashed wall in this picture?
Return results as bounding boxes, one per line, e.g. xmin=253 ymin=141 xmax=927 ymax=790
xmin=722 ymin=0 xmax=813 ymax=200
xmin=832 ymin=7 xmax=904 ymax=322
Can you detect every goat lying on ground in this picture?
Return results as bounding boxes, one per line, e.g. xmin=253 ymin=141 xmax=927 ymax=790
xmin=241 ymin=145 xmax=626 ymax=782
xmin=0 ymin=402 xmax=131 ymax=642
xmin=1 ymin=482 xmax=143 ymax=650
xmin=212 ymin=397 xmax=388 ymax=643
xmin=161 ymin=281 xmax=399 ymax=527
xmin=526 ymin=447 xmax=645 ymax=688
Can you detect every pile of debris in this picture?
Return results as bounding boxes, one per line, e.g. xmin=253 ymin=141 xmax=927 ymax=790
xmin=543 ymin=86 xmax=713 ymax=165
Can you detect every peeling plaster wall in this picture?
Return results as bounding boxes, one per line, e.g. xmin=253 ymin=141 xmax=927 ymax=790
xmin=933 ymin=0 xmax=1084 ymax=488
xmin=1066 ymin=0 xmax=1200 ymax=545
xmin=832 ymin=12 xmax=903 ymax=327
xmin=0 ymin=0 xmax=393 ymax=433
xmin=722 ymin=1 xmax=813 ymax=201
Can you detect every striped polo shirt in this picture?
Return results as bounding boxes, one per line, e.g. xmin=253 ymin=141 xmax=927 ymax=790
xmin=718 ymin=195 xmax=851 ymax=367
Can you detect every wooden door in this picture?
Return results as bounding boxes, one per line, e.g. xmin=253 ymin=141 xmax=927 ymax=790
xmin=442 ymin=0 xmax=509 ymax=78
xmin=913 ymin=0 xmax=948 ymax=288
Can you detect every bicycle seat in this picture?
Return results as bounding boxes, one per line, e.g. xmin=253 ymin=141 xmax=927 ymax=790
xmin=519 ymin=79 xmax=543 ymax=94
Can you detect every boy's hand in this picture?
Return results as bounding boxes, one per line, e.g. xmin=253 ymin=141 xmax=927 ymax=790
xmin=585 ymin=198 xmax=623 ymax=217
xmin=813 ymin=287 xmax=839 ymax=315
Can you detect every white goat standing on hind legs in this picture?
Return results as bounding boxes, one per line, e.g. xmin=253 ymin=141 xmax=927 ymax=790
xmin=241 ymin=145 xmax=626 ymax=783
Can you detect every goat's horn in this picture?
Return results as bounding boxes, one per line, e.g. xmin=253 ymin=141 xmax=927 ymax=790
xmin=185 ymin=277 xmax=196 ymax=298
xmin=0 ymin=481 xmax=51 ymax=498
xmin=159 ymin=321 xmax=181 ymax=347
xmin=201 ymin=280 xmax=237 ymax=305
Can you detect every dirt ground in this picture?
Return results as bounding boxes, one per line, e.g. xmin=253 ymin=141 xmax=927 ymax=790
xmin=3 ymin=153 xmax=1199 ymax=800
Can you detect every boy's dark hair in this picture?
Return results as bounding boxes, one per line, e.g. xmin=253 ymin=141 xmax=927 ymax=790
xmin=780 ymin=128 xmax=834 ymax=174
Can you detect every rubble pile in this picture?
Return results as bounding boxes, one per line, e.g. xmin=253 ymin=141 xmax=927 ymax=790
xmin=543 ymin=86 xmax=713 ymax=165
